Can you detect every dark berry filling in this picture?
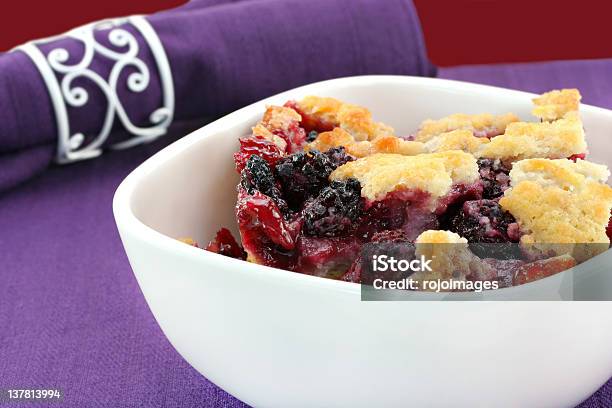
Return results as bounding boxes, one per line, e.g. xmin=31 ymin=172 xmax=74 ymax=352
xmin=370 ymin=229 xmax=410 ymax=243
xmin=450 ymin=200 xmax=519 ymax=243
xmin=568 ymin=153 xmax=587 ymax=162
xmin=513 ymin=256 xmax=577 ymax=286
xmin=434 ymin=182 xmax=484 ymax=215
xmin=477 ymin=158 xmax=512 ymax=199
xmin=241 ymin=155 xmax=288 ymax=214
xmin=236 ymin=190 xmax=297 ymax=250
xmin=340 ymin=260 xmax=362 ymax=283
xmin=296 ymin=236 xmax=361 ymax=278
xmin=275 ymin=147 xmax=353 ymax=210
xmin=607 ymin=210 xmax=612 ymax=242
xmin=449 ymin=199 xmax=520 ymax=258
xmin=358 ymin=190 xmax=429 ymax=241
xmin=341 ymin=231 xmax=417 ymax=284
xmin=274 ymin=119 xmax=307 ymax=154
xmin=205 ymin=228 xmax=247 ymax=260
xmin=234 ymin=136 xmax=284 ymax=173
xmin=358 ymin=198 xmax=405 ymax=240
xmin=235 ymin=189 xmax=300 ymax=269
xmin=482 ymin=258 xmax=525 ymax=288
xmin=340 ymin=231 xmax=410 ymax=284
xmin=234 ymin=147 xmax=355 ymax=272
xmin=303 ymin=179 xmax=362 ymax=237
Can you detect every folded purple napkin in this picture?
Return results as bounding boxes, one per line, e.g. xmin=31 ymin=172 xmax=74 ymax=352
xmin=0 ymin=0 xmax=434 ymax=194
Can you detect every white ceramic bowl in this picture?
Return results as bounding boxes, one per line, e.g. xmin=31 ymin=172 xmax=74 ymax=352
xmin=114 ymin=76 xmax=612 ymax=408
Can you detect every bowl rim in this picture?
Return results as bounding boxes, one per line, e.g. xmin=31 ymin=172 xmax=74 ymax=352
xmin=113 ymin=74 xmax=612 ymax=299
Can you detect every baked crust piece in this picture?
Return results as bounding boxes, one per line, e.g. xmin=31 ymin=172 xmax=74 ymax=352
xmin=423 ymin=115 xmax=587 ymax=161
xmin=348 ymin=136 xmax=425 ymax=157
xmin=412 ymin=230 xmax=493 ymax=283
xmin=415 ymin=113 xmax=519 ymax=142
xmin=416 ymin=229 xmax=467 ymax=244
xmin=500 ymin=159 xmax=612 ymax=257
xmin=297 ymin=96 xmax=394 ymax=141
xmin=252 ymin=105 xmax=302 ymax=151
xmin=414 ymin=230 xmax=468 ymax=282
xmin=532 ymin=89 xmax=581 ymax=121
xmin=307 ymin=128 xmax=354 ymax=152
xmin=330 ymin=151 xmax=479 ymax=202
xmin=305 ymin=90 xmax=586 ymax=162
xmin=424 ymin=129 xmax=490 ymax=154
xmin=307 ymin=127 xmax=424 ymax=157
xmin=296 ymin=96 xmax=342 ymax=127
xmin=478 ymin=111 xmax=587 ymax=160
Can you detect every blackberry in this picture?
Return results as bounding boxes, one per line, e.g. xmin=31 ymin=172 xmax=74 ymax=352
xmin=325 ymin=146 xmax=354 ymax=167
xmin=275 ymin=147 xmax=353 ymax=210
xmin=357 ymin=198 xmax=407 ymax=240
xmin=449 ymin=199 xmax=520 ymax=258
xmin=241 ymin=155 xmax=288 ymax=213
xmin=477 ymin=158 xmax=512 ymax=199
xmin=303 ymin=178 xmax=362 ymax=237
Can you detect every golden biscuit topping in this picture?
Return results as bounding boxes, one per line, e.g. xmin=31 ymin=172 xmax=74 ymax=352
xmin=478 ymin=112 xmax=587 ymax=160
xmin=262 ymin=105 xmax=301 ymax=131
xmin=307 ymin=128 xmax=354 ymax=153
xmin=413 ymin=230 xmax=493 ymax=283
xmin=178 ymin=237 xmax=198 ymax=247
xmin=508 ymin=157 xmax=609 ymax=188
xmin=415 ymin=230 xmax=468 ymax=282
xmin=330 ymin=151 xmax=478 ymax=202
xmin=347 ymin=136 xmax=424 ymax=157
xmin=415 ymin=113 xmax=519 ymax=142
xmin=500 ymin=159 xmax=612 ymax=250
xmin=296 ymin=96 xmax=343 ymax=126
xmin=424 ymin=129 xmax=490 ymax=154
xmin=307 ymin=128 xmax=424 ymax=158
xmin=252 ymin=123 xmax=287 ymax=151
xmin=532 ymin=88 xmax=581 ymax=121
xmin=297 ymin=96 xmax=394 ymax=141
xmin=416 ymin=230 xmax=467 ymax=244
xmin=252 ymin=105 xmax=302 ymax=151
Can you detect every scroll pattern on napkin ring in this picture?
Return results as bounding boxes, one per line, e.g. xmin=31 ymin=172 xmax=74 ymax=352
xmin=13 ymin=16 xmax=175 ymax=164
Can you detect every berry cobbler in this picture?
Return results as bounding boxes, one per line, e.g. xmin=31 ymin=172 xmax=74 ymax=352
xmin=199 ymin=88 xmax=612 ymax=290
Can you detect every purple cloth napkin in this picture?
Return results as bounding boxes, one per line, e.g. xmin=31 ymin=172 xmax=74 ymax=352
xmin=0 ymin=0 xmax=434 ymax=195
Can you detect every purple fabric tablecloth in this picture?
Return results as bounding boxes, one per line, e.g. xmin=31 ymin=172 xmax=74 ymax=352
xmin=1 ymin=43 xmax=611 ymax=408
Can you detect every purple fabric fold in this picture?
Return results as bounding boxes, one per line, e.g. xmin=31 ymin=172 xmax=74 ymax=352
xmin=0 ymin=0 xmax=434 ymax=194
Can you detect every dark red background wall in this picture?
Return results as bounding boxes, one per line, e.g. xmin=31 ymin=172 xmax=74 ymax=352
xmin=2 ymin=0 xmax=611 ymax=67
xmin=413 ymin=0 xmax=612 ymax=66
xmin=0 ymin=0 xmax=187 ymax=51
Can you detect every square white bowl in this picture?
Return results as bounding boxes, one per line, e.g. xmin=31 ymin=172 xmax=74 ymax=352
xmin=114 ymin=76 xmax=612 ymax=407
